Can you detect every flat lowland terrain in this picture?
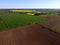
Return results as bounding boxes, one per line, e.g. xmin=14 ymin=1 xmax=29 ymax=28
xmin=0 ymin=24 xmax=60 ymax=45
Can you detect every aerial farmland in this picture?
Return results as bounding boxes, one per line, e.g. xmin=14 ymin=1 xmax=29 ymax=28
xmin=0 ymin=9 xmax=60 ymax=45
xmin=0 ymin=0 xmax=60 ymax=44
xmin=0 ymin=9 xmax=60 ymax=32
xmin=0 ymin=9 xmax=49 ymax=31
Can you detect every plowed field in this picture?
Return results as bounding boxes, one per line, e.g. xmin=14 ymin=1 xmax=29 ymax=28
xmin=0 ymin=24 xmax=60 ymax=45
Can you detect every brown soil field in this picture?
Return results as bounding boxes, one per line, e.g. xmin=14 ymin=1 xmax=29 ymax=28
xmin=40 ymin=15 xmax=60 ymax=34
xmin=41 ymin=15 xmax=60 ymax=19
xmin=0 ymin=24 xmax=60 ymax=45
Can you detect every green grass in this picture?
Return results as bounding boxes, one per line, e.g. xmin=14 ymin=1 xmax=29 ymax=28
xmin=0 ymin=12 xmax=49 ymax=31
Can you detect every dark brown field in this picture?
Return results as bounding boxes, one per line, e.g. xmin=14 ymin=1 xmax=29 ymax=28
xmin=0 ymin=24 xmax=60 ymax=45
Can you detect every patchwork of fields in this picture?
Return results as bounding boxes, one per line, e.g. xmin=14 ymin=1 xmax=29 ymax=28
xmin=0 ymin=10 xmax=60 ymax=45
xmin=0 ymin=12 xmax=49 ymax=31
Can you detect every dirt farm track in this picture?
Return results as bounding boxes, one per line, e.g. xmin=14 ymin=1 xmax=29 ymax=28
xmin=0 ymin=23 xmax=60 ymax=45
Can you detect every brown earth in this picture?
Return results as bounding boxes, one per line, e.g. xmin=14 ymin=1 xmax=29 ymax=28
xmin=40 ymin=15 xmax=60 ymax=19
xmin=40 ymin=15 xmax=60 ymax=34
xmin=0 ymin=24 xmax=60 ymax=45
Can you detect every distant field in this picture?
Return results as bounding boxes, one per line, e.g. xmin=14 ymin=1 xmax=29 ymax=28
xmin=0 ymin=12 xmax=49 ymax=31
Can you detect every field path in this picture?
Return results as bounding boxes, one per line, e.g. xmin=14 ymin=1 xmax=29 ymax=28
xmin=0 ymin=24 xmax=60 ymax=45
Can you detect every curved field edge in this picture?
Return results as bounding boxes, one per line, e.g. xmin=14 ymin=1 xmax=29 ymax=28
xmin=0 ymin=13 xmax=49 ymax=31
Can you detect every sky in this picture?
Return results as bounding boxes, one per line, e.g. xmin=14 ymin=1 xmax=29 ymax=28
xmin=0 ymin=0 xmax=60 ymax=9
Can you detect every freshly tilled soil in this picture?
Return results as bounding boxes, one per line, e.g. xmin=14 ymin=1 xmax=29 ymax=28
xmin=0 ymin=24 xmax=60 ymax=45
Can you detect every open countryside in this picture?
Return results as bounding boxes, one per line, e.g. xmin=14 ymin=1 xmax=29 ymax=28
xmin=0 ymin=9 xmax=49 ymax=30
xmin=0 ymin=9 xmax=60 ymax=45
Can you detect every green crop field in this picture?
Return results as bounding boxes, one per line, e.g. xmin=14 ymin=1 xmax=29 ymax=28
xmin=0 ymin=12 xmax=49 ymax=31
